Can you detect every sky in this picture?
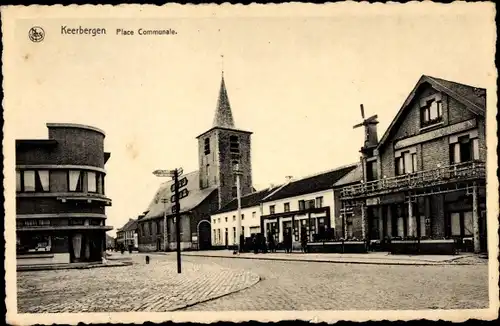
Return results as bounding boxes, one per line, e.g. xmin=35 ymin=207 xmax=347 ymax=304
xmin=5 ymin=4 xmax=496 ymax=236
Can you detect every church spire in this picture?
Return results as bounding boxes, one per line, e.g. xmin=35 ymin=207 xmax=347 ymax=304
xmin=212 ymin=73 xmax=235 ymax=129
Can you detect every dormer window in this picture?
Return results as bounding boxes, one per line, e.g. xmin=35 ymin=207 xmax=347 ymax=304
xmin=420 ymin=95 xmax=443 ymax=128
xmin=204 ymin=138 xmax=210 ymax=155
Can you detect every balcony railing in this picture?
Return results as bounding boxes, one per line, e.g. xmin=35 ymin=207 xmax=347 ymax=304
xmin=340 ymin=161 xmax=485 ymax=199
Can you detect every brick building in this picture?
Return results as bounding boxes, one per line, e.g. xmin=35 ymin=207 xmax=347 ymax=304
xmin=16 ymin=123 xmax=113 ymax=265
xmin=338 ymin=75 xmax=487 ymax=253
xmin=116 ymin=218 xmax=138 ymax=250
xmin=138 ymin=74 xmax=254 ymax=251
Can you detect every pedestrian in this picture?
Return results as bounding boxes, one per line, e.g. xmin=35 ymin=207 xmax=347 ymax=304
xmin=286 ymin=230 xmax=293 ymax=253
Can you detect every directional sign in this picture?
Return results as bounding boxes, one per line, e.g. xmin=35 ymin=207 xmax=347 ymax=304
xmin=177 ymin=168 xmax=183 ymax=177
xmin=153 ymin=169 xmax=176 ymax=177
xmin=171 ymin=177 xmax=188 ymax=192
xmin=171 ymin=189 xmax=189 ymax=203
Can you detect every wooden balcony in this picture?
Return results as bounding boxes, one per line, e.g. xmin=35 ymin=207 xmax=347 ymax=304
xmin=340 ymin=161 xmax=486 ymax=200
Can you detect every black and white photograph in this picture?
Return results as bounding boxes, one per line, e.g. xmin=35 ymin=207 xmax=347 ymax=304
xmin=2 ymin=2 xmax=498 ymax=325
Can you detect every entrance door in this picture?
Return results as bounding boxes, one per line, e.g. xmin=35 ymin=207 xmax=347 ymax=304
xmin=224 ymin=229 xmax=229 ymax=247
xmin=156 ymin=238 xmax=161 ymax=251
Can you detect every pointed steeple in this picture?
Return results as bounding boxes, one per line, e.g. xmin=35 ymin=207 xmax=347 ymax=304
xmin=212 ymin=73 xmax=235 ymax=129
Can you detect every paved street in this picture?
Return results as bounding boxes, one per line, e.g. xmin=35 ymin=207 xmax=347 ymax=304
xmin=174 ymin=254 xmax=489 ymax=311
xmin=17 ymin=253 xmax=259 ymax=313
xmin=17 ymin=252 xmax=489 ymax=312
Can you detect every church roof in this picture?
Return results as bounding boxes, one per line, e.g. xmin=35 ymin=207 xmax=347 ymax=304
xmin=212 ymin=74 xmax=235 ymax=129
xmin=377 ymin=75 xmax=486 ymax=150
xmin=140 ymin=170 xmax=218 ymax=222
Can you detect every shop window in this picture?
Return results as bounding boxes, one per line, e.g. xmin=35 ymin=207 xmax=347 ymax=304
xmin=68 ymin=170 xmax=83 ymax=192
xmin=17 ymin=234 xmax=52 ymax=254
xmin=88 ymin=171 xmax=97 ymax=193
xmin=450 ymin=212 xmax=474 ymax=237
xmin=420 ymin=98 xmax=443 ymax=127
xmin=284 ymin=202 xmax=290 ymax=212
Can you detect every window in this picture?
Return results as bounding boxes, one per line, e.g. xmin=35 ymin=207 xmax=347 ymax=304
xmin=367 ymin=161 xmax=377 ymax=182
xmin=213 ymin=229 xmax=217 ymax=243
xmin=242 ymin=214 xmax=244 ymax=220
xmin=19 ymin=170 xmax=49 ymax=192
xmin=204 ymin=138 xmax=210 ymax=155
xmin=242 ymin=226 xmax=245 ymax=237
xmin=23 ymin=171 xmax=36 ymax=192
xmin=269 ymin=205 xmax=275 ymax=214
xmin=315 ymin=197 xmax=323 ymax=208
xmin=450 ymin=135 xmax=479 ymax=164
xmin=233 ymin=215 xmax=236 ymax=221
xmin=229 ymin=135 xmax=240 ymax=154
xmin=16 ymin=171 xmax=22 ymax=192
xmin=298 ymin=200 xmax=305 ymax=211
xmin=450 ymin=212 xmax=474 ymax=237
xmin=284 ymin=203 xmax=290 ymax=212
xmin=88 ymin=171 xmax=97 ymax=193
xmin=218 ymin=218 xmax=221 ymax=223
xmin=420 ymin=98 xmax=443 ymax=127
xmin=213 ymin=218 xmax=216 ymax=224
xmin=252 ymin=211 xmax=256 ymax=219
xmin=232 ymin=227 xmax=236 ymax=244
xmin=395 ymin=151 xmax=417 ymax=175
xmin=149 ymin=222 xmax=153 ymax=235
xmin=306 ymin=200 xmax=315 ymax=209
xmin=225 ymin=217 xmax=228 ymax=222
xmin=68 ymin=170 xmax=83 ymax=192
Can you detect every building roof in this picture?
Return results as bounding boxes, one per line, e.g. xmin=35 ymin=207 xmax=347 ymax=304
xmin=140 ymin=170 xmax=218 ymax=222
xmin=332 ymin=162 xmax=363 ymax=188
xmin=377 ymin=75 xmax=486 ymax=150
xmin=212 ymin=74 xmax=235 ymax=129
xmin=215 ymin=186 xmax=282 ymax=214
xmin=261 ymin=163 xmax=358 ymax=202
xmin=117 ymin=218 xmax=137 ymax=232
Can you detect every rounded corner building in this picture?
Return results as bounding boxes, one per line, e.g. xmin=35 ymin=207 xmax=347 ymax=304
xmin=16 ymin=123 xmax=113 ymax=265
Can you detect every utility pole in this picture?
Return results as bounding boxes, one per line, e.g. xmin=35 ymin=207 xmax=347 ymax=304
xmin=173 ymin=168 xmax=182 ymax=273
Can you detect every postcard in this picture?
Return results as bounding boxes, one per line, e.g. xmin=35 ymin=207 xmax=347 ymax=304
xmin=2 ymin=2 xmax=498 ymax=325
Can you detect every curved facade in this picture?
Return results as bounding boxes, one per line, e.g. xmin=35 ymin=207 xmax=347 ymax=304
xmin=16 ymin=123 xmax=113 ymax=265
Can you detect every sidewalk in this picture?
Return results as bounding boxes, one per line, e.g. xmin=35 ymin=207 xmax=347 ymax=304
xmin=169 ymin=250 xmax=487 ymax=266
xmin=17 ymin=252 xmax=261 ymax=313
xmin=17 ymin=259 xmax=132 ymax=272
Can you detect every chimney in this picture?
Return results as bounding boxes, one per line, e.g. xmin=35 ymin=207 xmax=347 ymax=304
xmin=285 ymin=176 xmax=293 ymax=183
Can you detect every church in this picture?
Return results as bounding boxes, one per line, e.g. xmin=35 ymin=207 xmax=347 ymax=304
xmin=137 ymin=73 xmax=254 ymax=252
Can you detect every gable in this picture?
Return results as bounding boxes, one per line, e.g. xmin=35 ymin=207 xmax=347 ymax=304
xmin=141 ymin=170 xmax=218 ymax=221
xmin=377 ymin=75 xmax=486 ymax=151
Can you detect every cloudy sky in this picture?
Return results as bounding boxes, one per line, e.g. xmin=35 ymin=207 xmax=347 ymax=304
xmin=5 ymin=3 xmax=496 ymax=236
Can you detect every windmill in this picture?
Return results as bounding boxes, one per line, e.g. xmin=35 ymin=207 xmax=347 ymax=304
xmin=353 ymin=104 xmax=379 ymax=148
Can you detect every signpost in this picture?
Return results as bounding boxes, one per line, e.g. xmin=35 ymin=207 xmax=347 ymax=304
xmin=153 ymin=167 xmax=188 ymax=274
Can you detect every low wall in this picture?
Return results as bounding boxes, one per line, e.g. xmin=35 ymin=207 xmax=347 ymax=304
xmin=138 ymin=242 xmax=193 ymax=252
xmin=17 ymin=253 xmax=70 ymax=265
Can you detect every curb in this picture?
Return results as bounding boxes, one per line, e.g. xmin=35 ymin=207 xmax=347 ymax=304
xmin=17 ymin=261 xmax=133 ymax=272
xmin=179 ymin=253 xmax=481 ymax=266
xmin=169 ymin=274 xmax=261 ymax=311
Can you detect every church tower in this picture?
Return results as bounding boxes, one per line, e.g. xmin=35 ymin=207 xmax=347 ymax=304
xmin=196 ymin=73 xmax=253 ymax=209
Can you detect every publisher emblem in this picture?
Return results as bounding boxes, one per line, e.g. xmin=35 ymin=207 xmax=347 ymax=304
xmin=28 ymin=26 xmax=45 ymax=43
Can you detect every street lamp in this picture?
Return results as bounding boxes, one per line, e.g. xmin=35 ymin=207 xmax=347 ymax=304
xmin=153 ymin=169 xmax=176 ymax=252
xmin=233 ymin=162 xmax=243 ymax=254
